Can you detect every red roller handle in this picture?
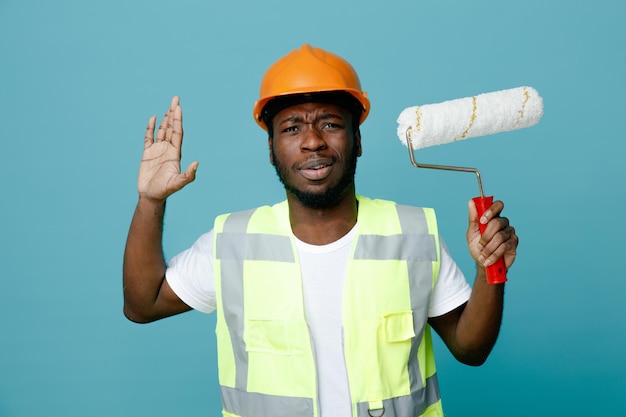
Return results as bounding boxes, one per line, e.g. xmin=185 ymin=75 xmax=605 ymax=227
xmin=472 ymin=196 xmax=508 ymax=285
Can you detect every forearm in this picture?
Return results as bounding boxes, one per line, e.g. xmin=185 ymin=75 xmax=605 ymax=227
xmin=453 ymin=265 xmax=505 ymax=365
xmin=123 ymin=196 xmax=168 ymax=322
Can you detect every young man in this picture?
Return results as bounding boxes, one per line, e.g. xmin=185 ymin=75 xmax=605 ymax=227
xmin=123 ymin=44 xmax=518 ymax=417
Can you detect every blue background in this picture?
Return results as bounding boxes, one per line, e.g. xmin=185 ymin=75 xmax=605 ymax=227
xmin=1 ymin=0 xmax=625 ymax=415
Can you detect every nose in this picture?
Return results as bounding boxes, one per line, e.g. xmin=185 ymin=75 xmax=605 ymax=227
xmin=301 ymin=124 xmax=327 ymax=151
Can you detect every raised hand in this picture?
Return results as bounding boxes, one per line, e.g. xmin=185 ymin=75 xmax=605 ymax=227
xmin=138 ymin=96 xmax=198 ymax=201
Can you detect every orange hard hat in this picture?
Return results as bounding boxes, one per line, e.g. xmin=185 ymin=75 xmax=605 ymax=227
xmin=253 ymin=44 xmax=370 ymax=131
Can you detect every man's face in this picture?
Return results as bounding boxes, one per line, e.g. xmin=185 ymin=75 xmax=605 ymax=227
xmin=269 ymin=102 xmax=362 ymax=209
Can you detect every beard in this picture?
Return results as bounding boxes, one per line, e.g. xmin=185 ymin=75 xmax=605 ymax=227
xmin=272 ymin=146 xmax=358 ymax=210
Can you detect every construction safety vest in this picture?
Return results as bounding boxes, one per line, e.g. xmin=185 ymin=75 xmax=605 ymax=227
xmin=213 ymin=196 xmax=443 ymax=417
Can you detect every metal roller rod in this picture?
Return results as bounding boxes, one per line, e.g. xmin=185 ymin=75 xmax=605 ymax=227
xmin=406 ymin=128 xmax=486 ymax=198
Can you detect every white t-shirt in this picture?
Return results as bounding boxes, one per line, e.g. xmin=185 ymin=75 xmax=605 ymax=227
xmin=166 ymin=226 xmax=471 ymax=417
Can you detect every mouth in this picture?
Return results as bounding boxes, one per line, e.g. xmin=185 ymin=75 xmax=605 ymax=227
xmin=298 ymin=158 xmax=333 ymax=181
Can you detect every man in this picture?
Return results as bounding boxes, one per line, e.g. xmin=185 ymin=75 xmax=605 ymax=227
xmin=123 ymin=44 xmax=518 ymax=417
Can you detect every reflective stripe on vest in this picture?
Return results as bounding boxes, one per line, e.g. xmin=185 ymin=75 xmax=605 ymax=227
xmin=214 ymin=196 xmax=443 ymax=417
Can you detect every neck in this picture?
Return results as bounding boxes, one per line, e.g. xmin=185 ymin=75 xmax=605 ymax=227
xmin=287 ymin=189 xmax=358 ymax=245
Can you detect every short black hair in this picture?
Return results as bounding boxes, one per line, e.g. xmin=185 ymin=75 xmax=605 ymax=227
xmin=262 ymin=91 xmax=363 ymax=138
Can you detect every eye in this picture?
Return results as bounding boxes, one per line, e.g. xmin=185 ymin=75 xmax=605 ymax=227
xmin=321 ymin=122 xmax=344 ymax=131
xmin=282 ymin=125 xmax=300 ymax=133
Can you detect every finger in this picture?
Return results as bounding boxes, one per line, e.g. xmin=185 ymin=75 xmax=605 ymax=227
xmin=144 ymin=115 xmax=156 ymax=149
xmin=156 ymin=111 xmax=169 ymax=142
xmin=467 ymin=199 xmax=479 ymax=224
xmin=480 ymin=200 xmax=505 ymax=225
xmin=483 ymin=227 xmax=518 ymax=267
xmin=183 ymin=161 xmax=198 ymax=181
xmin=170 ymin=103 xmax=184 ymax=149
xmin=165 ymin=96 xmax=179 ymax=141
xmin=156 ymin=97 xmax=178 ymax=142
xmin=466 ymin=199 xmax=482 ymax=243
xmin=504 ymin=226 xmax=519 ymax=269
xmin=480 ymin=222 xmax=512 ymax=256
xmin=168 ymin=161 xmax=198 ymax=193
xmin=170 ymin=96 xmax=179 ymax=109
xmin=480 ymin=216 xmax=510 ymax=246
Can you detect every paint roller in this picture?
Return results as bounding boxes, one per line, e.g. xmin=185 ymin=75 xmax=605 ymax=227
xmin=396 ymin=86 xmax=544 ymax=284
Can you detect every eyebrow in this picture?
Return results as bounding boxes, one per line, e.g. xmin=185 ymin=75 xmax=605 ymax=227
xmin=278 ymin=112 xmax=345 ymax=126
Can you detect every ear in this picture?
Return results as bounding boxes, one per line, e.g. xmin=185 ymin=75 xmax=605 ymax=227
xmin=268 ymin=136 xmax=275 ymax=165
xmin=355 ymin=129 xmax=362 ymax=157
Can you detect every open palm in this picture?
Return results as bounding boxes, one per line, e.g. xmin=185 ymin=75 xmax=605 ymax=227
xmin=138 ymin=96 xmax=197 ymax=201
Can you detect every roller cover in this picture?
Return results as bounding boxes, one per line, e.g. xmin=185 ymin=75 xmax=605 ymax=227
xmin=396 ymin=86 xmax=543 ymax=149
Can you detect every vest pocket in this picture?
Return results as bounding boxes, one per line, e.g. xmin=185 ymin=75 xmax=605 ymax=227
xmin=383 ymin=310 xmax=416 ymax=343
xmin=360 ymin=310 xmax=415 ymax=398
xmin=245 ymin=319 xmax=305 ymax=355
